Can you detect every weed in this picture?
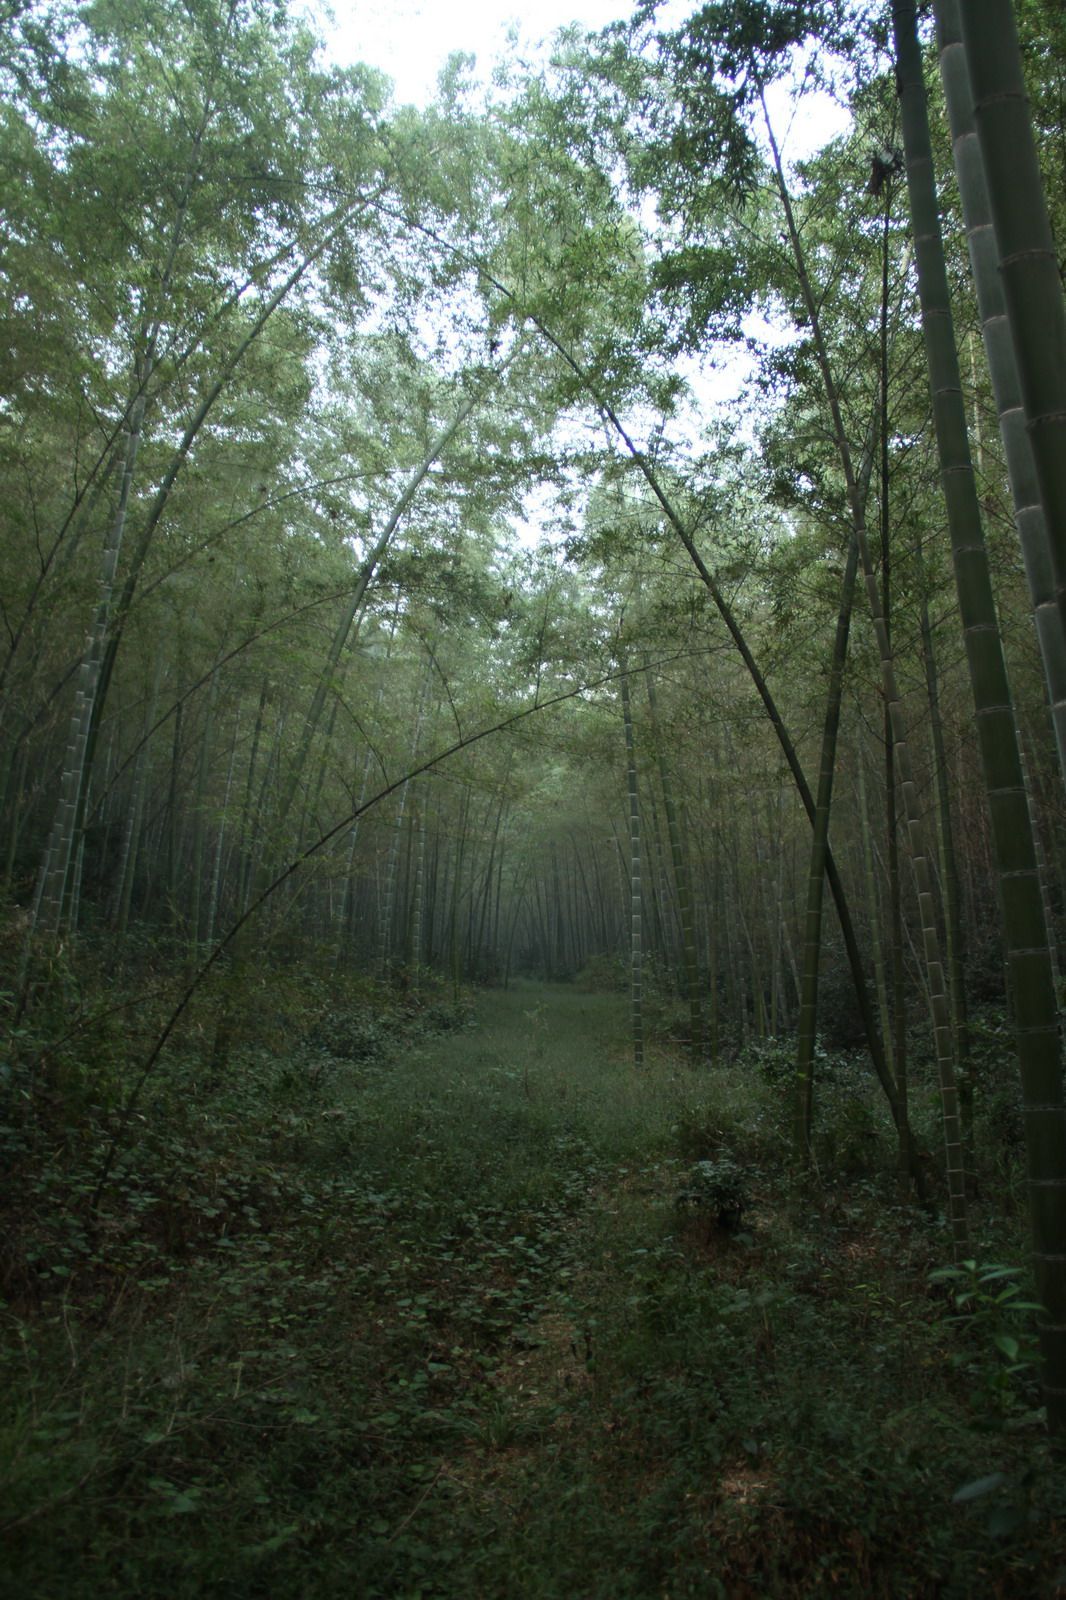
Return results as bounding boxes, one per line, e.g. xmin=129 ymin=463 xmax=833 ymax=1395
xmin=2 ymin=978 xmax=1063 ymax=1598
xmin=674 ymin=1155 xmax=750 ymax=1232
xmin=929 ymin=1258 xmax=1045 ymax=1423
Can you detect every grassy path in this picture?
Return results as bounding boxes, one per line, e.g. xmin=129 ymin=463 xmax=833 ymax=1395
xmin=4 ymin=981 xmax=1064 ymax=1596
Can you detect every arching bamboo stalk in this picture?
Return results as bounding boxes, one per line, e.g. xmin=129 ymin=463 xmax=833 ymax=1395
xmin=760 ymin=87 xmax=966 ymax=1246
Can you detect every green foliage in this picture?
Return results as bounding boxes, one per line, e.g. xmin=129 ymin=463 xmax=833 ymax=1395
xmin=671 ymin=1070 xmax=788 ymax=1168
xmin=303 ymin=1004 xmax=390 ymax=1063
xmin=674 ymin=1154 xmax=750 ymax=1231
xmin=929 ymin=1259 xmax=1044 ymax=1422
xmin=2 ymin=981 xmax=1063 ymax=1597
xmin=3 ymin=0 xmax=1066 ymax=1580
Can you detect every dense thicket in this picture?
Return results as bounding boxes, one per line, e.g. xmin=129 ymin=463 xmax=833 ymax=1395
xmin=3 ymin=0 xmax=1066 ymax=1567
xmin=4 ymin=0 xmax=1060 ymax=1010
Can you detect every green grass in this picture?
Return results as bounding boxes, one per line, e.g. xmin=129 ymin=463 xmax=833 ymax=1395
xmin=2 ymin=979 xmax=1063 ymax=1597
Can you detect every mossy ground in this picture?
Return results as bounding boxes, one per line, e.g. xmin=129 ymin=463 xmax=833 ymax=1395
xmin=2 ymin=977 xmax=1064 ymax=1596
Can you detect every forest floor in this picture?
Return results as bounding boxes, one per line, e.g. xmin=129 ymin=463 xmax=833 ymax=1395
xmin=2 ymin=975 xmax=1066 ymax=1597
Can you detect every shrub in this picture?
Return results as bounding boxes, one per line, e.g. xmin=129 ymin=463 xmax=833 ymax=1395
xmin=675 ymin=1156 xmax=750 ymax=1232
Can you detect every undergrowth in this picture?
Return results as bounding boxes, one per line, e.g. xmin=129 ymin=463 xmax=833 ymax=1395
xmin=1 ymin=964 xmax=1063 ymax=1597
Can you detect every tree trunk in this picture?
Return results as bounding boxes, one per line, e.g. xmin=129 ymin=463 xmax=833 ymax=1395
xmin=935 ymin=0 xmax=1066 ymax=786
xmin=956 ymin=0 xmax=1066 ymax=659
xmin=894 ymin=0 xmax=1066 ymax=1429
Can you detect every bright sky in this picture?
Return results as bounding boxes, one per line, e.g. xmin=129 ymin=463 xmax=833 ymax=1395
xmin=316 ymin=0 xmax=638 ymax=107
xmin=307 ymin=0 xmax=851 ymax=541
xmin=312 ymin=0 xmax=848 ymax=166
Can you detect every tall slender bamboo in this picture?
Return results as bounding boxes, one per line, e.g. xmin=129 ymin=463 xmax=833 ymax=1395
xmin=955 ymin=0 xmax=1066 ymax=656
xmin=645 ymin=665 xmax=703 ymax=1058
xmin=795 ymin=385 xmax=886 ymax=1161
xmin=204 ymin=700 xmax=239 ymax=954
xmin=87 ymin=199 xmax=377 ymax=765
xmin=379 ymin=664 xmax=431 ymax=975
xmin=620 ymin=668 xmax=644 ymax=1068
xmin=761 ymin=89 xmax=966 ymax=1246
xmin=857 ymin=745 xmax=894 ymax=1079
xmin=378 ymin=792 xmax=407 ymax=976
xmin=642 ymin=782 xmax=672 ymax=976
xmin=918 ymin=581 xmax=973 ymax=1164
xmin=795 ymin=527 xmax=860 ymax=1161
xmin=188 ymin=669 xmax=220 ymax=956
xmin=410 ymin=800 xmax=426 ymax=995
xmin=236 ymin=682 xmax=268 ymax=918
xmin=893 ymin=0 xmax=1066 ymax=1430
xmin=449 ymin=789 xmax=470 ymax=1002
xmin=112 ymin=654 xmax=164 ymax=941
xmin=879 ymin=183 xmax=909 ymax=1168
xmin=166 ymin=699 xmax=184 ymax=930
xmin=527 ymin=322 xmax=900 ymax=1121
xmin=39 ymin=199 xmax=376 ymax=940
xmin=705 ymin=827 xmax=721 ymax=1059
xmin=934 ymin=0 xmax=1066 ymax=784
xmin=272 ymin=378 xmax=502 ymax=838
xmin=33 ymin=390 xmax=146 ymax=934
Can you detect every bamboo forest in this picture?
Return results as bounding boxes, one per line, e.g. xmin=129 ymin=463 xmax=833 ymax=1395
xmin=5 ymin=0 xmax=1066 ymax=1592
